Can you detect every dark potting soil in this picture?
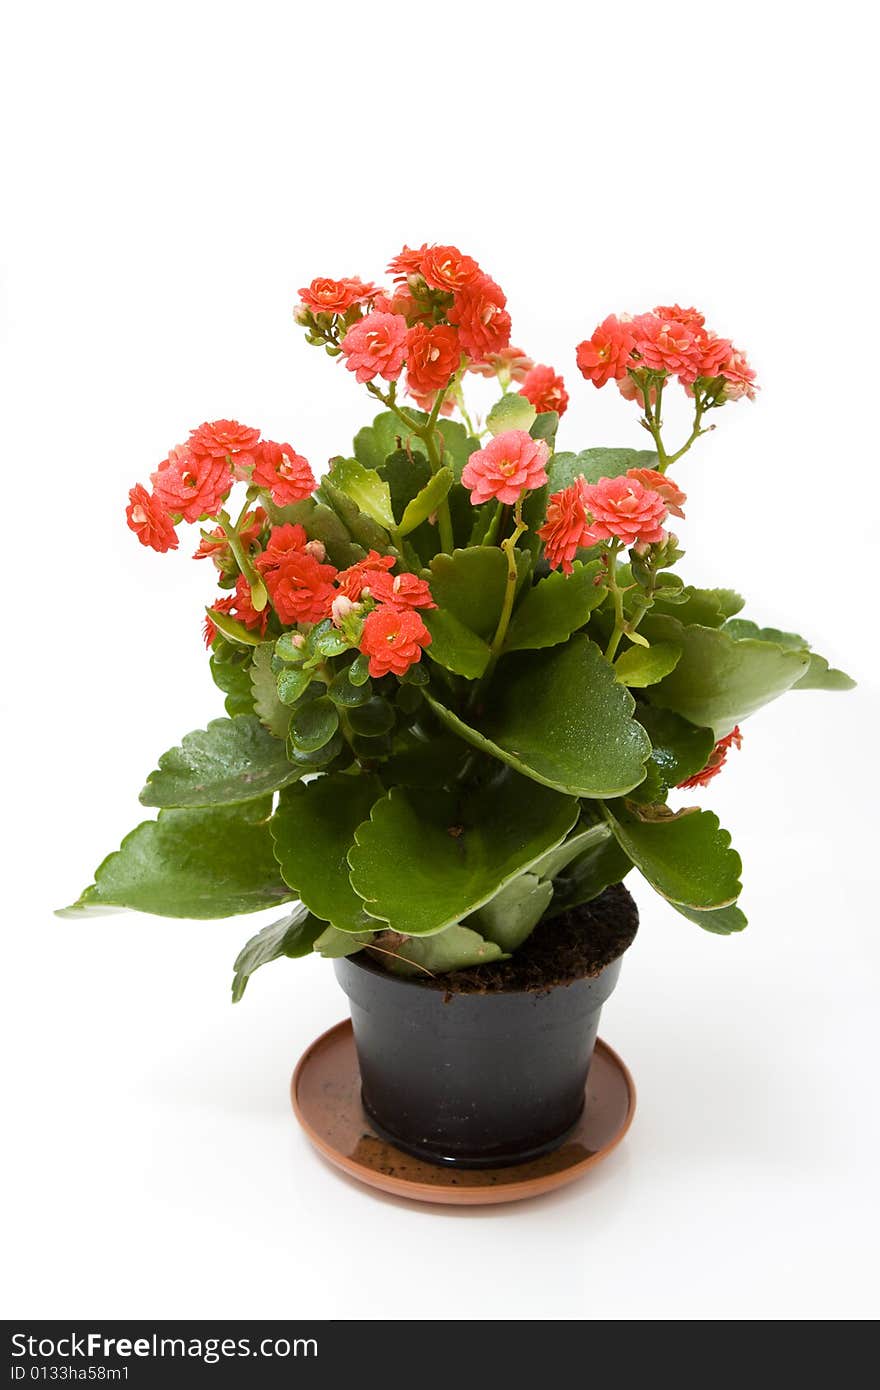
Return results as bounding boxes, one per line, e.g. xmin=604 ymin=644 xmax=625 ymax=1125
xmin=414 ymin=883 xmax=638 ymax=995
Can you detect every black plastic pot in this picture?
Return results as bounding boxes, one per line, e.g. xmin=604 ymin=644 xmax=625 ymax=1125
xmin=334 ymin=897 xmax=635 ymax=1169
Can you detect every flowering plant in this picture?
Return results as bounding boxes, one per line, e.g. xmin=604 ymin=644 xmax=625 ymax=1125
xmin=65 ymin=247 xmax=853 ymax=994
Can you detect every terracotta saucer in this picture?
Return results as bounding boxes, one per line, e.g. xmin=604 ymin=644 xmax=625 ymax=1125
xmin=291 ymin=1019 xmax=636 ymax=1206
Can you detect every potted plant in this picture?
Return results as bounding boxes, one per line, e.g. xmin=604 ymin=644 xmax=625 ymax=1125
xmin=62 ymin=244 xmax=853 ymax=1172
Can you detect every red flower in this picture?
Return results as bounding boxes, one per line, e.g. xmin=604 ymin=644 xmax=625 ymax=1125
xmin=262 ymin=550 xmax=338 ymax=625
xmin=152 ymin=445 xmax=232 ymax=523
xmin=373 ymin=287 xmax=432 ymax=324
xmin=581 ymin=475 xmax=668 ymax=547
xmin=387 ymin=244 xmax=429 ymax=282
xmin=256 ymin=523 xmax=308 ymax=571
xmin=461 ymin=429 xmax=549 ymax=506
xmin=203 ymin=594 xmax=235 ymax=647
xmin=624 ymin=468 xmax=687 ymax=519
xmin=188 ymin=420 xmax=261 ymax=460
xmin=420 ymin=245 xmax=481 ymax=293
xmin=298 ymin=277 xmax=379 ymax=316
xmin=631 ymin=314 xmax=703 ymax=383
xmin=126 ymin=483 xmax=178 ymax=552
xmin=359 ymin=605 xmax=431 ymax=678
xmin=447 ymin=275 xmax=512 ymax=359
xmin=252 ymin=441 xmax=315 ymax=506
xmin=341 ymin=311 xmax=408 ymax=384
xmin=538 ymin=480 xmax=589 ymax=574
xmin=693 ymin=331 xmax=733 ymax=380
xmin=678 ymin=727 xmax=742 ymax=790
xmin=336 ymin=550 xmax=396 ymax=601
xmin=654 ymin=304 xmax=705 ymax=330
xmin=405 ymin=323 xmax=461 ymax=396
xmin=576 ymin=315 xmax=636 ymax=388
xmin=366 ymin=571 xmax=436 ymax=610
xmin=519 ymin=364 xmax=569 ymax=417
xmin=720 ymin=348 xmax=758 ymax=401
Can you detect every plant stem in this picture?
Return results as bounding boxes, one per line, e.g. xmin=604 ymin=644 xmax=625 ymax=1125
xmin=603 ymin=542 xmax=626 ymax=661
xmin=472 ymin=499 xmax=527 ymax=697
xmin=643 ymin=383 xmax=707 ymax=473
xmin=218 ymin=508 xmax=268 ymax=611
xmin=368 ymin=380 xmax=455 ymax=553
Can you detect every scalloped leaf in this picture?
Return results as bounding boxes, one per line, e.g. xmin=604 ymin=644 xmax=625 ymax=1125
xmin=314 ymin=925 xmax=374 ymax=958
xmin=486 ymin=393 xmax=536 ymax=436
xmin=504 ymin=560 xmax=607 ymax=652
xmin=427 ymin=546 xmax=509 ymax=639
xmin=249 ymin=642 xmax=292 ymax=740
xmin=271 ymin=773 xmax=383 ymax=931
xmin=426 ymin=635 xmax=651 ymax=798
xmin=722 ymin=618 xmax=854 ymax=691
xmin=602 ymin=800 xmax=742 ymax=910
xmin=231 ymin=904 xmax=325 ymax=1001
xmin=645 ymin=619 xmax=811 ymax=737
xmin=546 ymin=447 xmax=658 ymax=495
xmin=672 ymin=901 xmax=748 ymax=935
xmin=348 ymin=768 xmax=578 ymax=936
xmin=324 ymin=457 xmax=395 ymax=531
xmin=422 ymin=607 xmax=491 ymax=679
xmin=139 ymin=716 xmax=301 ymax=809
xmin=62 ymin=799 xmax=294 ymax=918
xmin=209 ymin=640 xmax=255 ymax=717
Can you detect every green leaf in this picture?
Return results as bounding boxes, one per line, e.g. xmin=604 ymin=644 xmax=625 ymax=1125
xmin=547 ymin=447 xmax=657 ymax=495
xmin=383 ymin=731 xmax=472 ymax=790
xmin=630 ymin=705 xmax=716 ymax=803
xmin=348 ymin=652 xmax=371 ymax=686
xmin=467 ymin=873 xmax=553 ymax=952
xmin=721 ymin=619 xmax=855 ymax=692
xmin=672 ymin=901 xmax=748 ymax=935
xmin=435 ymin=418 xmax=480 ymax=480
xmin=546 ymin=836 xmax=633 ymax=918
xmin=602 ymin=801 xmax=742 ymax=910
xmin=504 ymin=560 xmax=606 ymax=652
xmin=398 ymin=466 xmax=454 ymax=537
xmin=426 ymin=636 xmax=650 ymax=798
xmin=139 ymin=716 xmax=300 ymax=809
xmin=328 ymin=667 xmax=372 ymax=707
xmin=64 ymin=799 xmax=294 ymax=919
xmin=231 ymin=904 xmax=325 ymax=1001
xmin=354 ymin=412 xmax=421 ymax=471
xmin=614 ymin=641 xmax=682 ymax=688
xmin=324 ymin=457 xmax=395 ymax=531
xmin=348 ymin=768 xmax=579 ymax=936
xmin=530 ymin=411 xmax=559 ymax=446
xmin=209 ymin=643 xmax=255 ymax=718
xmin=277 ymin=667 xmax=312 ymax=705
xmin=530 ymin=821 xmax=613 ymax=881
xmin=250 ymin=642 xmax=292 ymax=740
xmin=271 ymin=773 xmax=383 ymax=931
xmin=427 ymin=547 xmax=509 ymax=639
xmin=346 ymin=698 xmax=396 ymax=737
xmin=423 ymin=608 xmax=491 ymax=679
xmin=205 ymin=608 xmax=264 ymax=647
xmin=645 ymin=619 xmax=812 ymax=737
xmin=288 ymin=697 xmax=340 ymax=752
xmin=377 ymin=447 xmax=432 ymax=517
xmin=486 ymin=393 xmax=537 ymax=436
xmin=379 ymin=925 xmax=507 ymax=977
xmin=314 ymin=925 xmax=374 ymax=958
xmin=648 ymin=585 xmax=745 ymax=627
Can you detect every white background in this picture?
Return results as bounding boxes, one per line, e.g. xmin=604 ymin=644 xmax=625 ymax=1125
xmin=2 ymin=1 xmax=878 ymax=1322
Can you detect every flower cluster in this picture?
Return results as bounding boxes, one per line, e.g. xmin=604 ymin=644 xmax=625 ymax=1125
xmin=576 ymin=305 xmax=756 ymax=404
xmin=126 ymin=420 xmax=316 ymax=554
xmin=539 ymin=470 xmax=687 ymax=573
